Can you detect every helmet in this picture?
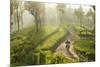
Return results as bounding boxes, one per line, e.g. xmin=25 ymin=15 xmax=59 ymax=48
xmin=65 ymin=40 xmax=70 ymax=44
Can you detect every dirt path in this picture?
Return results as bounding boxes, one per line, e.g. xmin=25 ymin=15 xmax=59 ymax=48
xmin=55 ymin=26 xmax=79 ymax=59
xmin=55 ymin=41 xmax=79 ymax=59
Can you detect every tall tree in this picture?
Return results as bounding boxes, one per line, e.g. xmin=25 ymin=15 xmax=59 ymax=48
xmin=24 ymin=2 xmax=45 ymax=32
xmin=86 ymin=8 xmax=94 ymax=30
xmin=18 ymin=1 xmax=24 ymax=30
xmin=11 ymin=0 xmax=20 ymax=32
xmin=91 ymin=5 xmax=95 ymax=31
xmin=57 ymin=3 xmax=66 ymax=27
xmin=11 ymin=0 xmax=25 ymax=33
xmin=74 ymin=6 xmax=84 ymax=27
xmin=74 ymin=6 xmax=84 ymax=34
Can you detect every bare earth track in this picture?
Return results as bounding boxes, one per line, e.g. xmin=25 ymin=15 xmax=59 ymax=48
xmin=55 ymin=26 xmax=79 ymax=59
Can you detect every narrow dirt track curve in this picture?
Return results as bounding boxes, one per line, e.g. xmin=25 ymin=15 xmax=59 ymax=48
xmin=55 ymin=26 xmax=79 ymax=59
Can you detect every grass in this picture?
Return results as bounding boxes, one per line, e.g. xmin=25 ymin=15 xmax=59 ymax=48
xmin=36 ymin=28 xmax=65 ymax=50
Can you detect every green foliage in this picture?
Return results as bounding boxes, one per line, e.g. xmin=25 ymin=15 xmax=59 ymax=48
xmin=52 ymin=52 xmax=70 ymax=64
xmin=57 ymin=3 xmax=66 ymax=12
xmin=74 ymin=6 xmax=84 ymax=18
xmin=11 ymin=24 xmax=95 ymax=66
xmin=11 ymin=26 xmax=65 ymax=65
xmin=74 ymin=38 xmax=95 ymax=62
xmin=87 ymin=8 xmax=94 ymax=17
xmin=11 ymin=1 xmax=95 ymax=66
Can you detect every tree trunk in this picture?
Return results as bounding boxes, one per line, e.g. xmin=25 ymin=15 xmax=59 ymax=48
xmin=34 ymin=13 xmax=39 ymax=32
xmin=10 ymin=2 xmax=13 ymax=33
xmin=39 ymin=14 xmax=42 ymax=31
xmin=79 ymin=17 xmax=81 ymax=35
xmin=21 ymin=12 xmax=23 ymax=29
xmin=16 ymin=9 xmax=20 ymax=31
